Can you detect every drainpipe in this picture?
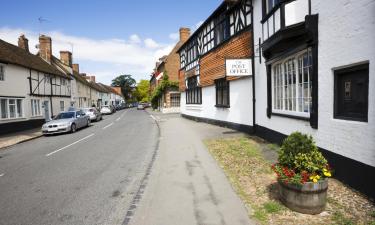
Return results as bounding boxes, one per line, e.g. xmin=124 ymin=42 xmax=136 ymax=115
xmin=50 ymin=76 xmax=53 ymax=118
xmin=250 ymin=2 xmax=256 ymax=134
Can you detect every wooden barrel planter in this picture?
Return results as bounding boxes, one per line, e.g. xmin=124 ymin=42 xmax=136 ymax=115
xmin=278 ymin=178 xmax=328 ymax=214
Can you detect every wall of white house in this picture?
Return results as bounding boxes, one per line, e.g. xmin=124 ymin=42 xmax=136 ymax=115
xmin=181 ymin=77 xmax=253 ymax=126
xmin=253 ymin=0 xmax=375 ymax=167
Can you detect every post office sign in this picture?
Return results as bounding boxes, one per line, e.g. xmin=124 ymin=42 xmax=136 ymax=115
xmin=226 ymin=59 xmax=252 ymax=76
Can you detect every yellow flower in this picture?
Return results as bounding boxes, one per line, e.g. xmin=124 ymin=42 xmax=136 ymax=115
xmin=324 ymin=171 xmax=331 ymax=177
xmin=313 ymin=178 xmax=318 ymax=183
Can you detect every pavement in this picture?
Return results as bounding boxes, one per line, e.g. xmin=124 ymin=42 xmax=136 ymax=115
xmin=0 ymin=128 xmax=43 ymax=150
xmin=129 ymin=110 xmax=255 ymax=225
xmin=0 ymin=108 xmax=159 ymax=225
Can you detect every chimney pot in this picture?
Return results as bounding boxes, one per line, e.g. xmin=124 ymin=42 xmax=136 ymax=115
xmin=18 ymin=34 xmax=29 ymax=52
xmin=179 ymin=27 xmax=191 ymax=42
xmin=39 ymin=35 xmax=52 ymax=63
xmin=60 ymin=51 xmax=72 ymax=67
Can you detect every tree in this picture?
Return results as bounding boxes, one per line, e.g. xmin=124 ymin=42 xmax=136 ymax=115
xmin=111 ymin=75 xmax=136 ymax=101
xmin=134 ymin=79 xmax=150 ymax=102
xmin=150 ymin=70 xmax=178 ymax=109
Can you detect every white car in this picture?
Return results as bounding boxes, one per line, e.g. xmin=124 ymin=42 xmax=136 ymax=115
xmin=100 ymin=106 xmax=112 ymax=115
xmin=82 ymin=107 xmax=102 ymax=122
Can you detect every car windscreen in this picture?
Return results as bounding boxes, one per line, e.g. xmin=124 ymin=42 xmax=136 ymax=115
xmin=54 ymin=112 xmax=75 ymax=119
xmin=83 ymin=108 xmax=94 ymax=112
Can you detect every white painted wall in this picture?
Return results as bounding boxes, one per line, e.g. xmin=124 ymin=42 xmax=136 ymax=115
xmin=253 ymin=0 xmax=375 ymax=167
xmin=181 ymin=77 xmax=253 ymax=126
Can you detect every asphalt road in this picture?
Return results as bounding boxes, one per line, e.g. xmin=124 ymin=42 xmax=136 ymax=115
xmin=0 ymin=108 xmax=158 ymax=225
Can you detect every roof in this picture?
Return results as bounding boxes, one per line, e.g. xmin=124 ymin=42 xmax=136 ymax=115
xmin=0 ymin=39 xmax=67 ymax=77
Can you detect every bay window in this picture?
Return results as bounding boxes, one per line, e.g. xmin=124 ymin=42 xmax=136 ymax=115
xmin=272 ymin=49 xmax=312 ymax=117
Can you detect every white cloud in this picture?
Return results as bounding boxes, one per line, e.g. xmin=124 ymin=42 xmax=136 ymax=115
xmin=0 ymin=27 xmax=174 ymax=83
xmin=169 ymin=32 xmax=179 ymax=41
xmin=144 ymin=38 xmax=159 ymax=49
xmin=129 ymin=34 xmax=141 ymax=44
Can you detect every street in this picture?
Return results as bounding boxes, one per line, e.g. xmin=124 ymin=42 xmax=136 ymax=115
xmin=0 ymin=109 xmax=158 ymax=225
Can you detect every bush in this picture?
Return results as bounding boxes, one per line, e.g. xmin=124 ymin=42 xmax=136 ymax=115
xmin=272 ymin=132 xmax=332 ymax=185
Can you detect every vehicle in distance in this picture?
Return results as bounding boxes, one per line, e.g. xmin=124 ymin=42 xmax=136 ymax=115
xmin=137 ymin=104 xmax=145 ymax=110
xmin=82 ymin=107 xmax=102 ymax=122
xmin=100 ymin=106 xmax=112 ymax=115
xmin=42 ymin=110 xmax=90 ymax=135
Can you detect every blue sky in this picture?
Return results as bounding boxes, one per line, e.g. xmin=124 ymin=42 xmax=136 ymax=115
xmin=0 ymin=0 xmax=222 ymax=84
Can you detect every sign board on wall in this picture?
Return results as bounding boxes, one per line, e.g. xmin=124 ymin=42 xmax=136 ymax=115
xmin=226 ymin=59 xmax=252 ymax=76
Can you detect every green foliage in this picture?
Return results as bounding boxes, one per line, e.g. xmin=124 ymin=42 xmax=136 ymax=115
xmin=332 ymin=211 xmax=356 ymax=225
xmin=278 ymin=132 xmax=327 ymax=174
xmin=150 ymin=71 xmax=179 ymax=109
xmin=263 ymin=201 xmax=284 ymax=214
xmin=134 ymin=79 xmax=150 ymax=102
xmin=111 ymin=75 xmax=136 ymax=101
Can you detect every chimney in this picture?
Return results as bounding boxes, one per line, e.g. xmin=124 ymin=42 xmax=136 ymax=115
xmin=89 ymin=76 xmax=96 ymax=82
xmin=18 ymin=34 xmax=29 ymax=52
xmin=60 ymin=51 xmax=72 ymax=67
xmin=80 ymin=73 xmax=87 ymax=77
xmin=179 ymin=27 xmax=191 ymax=42
xmin=72 ymin=63 xmax=79 ymax=73
xmin=39 ymin=35 xmax=52 ymax=63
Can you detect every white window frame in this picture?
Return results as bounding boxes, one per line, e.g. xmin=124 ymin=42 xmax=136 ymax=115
xmin=0 ymin=98 xmax=24 ymax=120
xmin=31 ymin=99 xmax=42 ymax=117
xmin=0 ymin=64 xmax=5 ymax=81
xmin=271 ymin=49 xmax=312 ymax=118
xmin=60 ymin=101 xmax=65 ymax=112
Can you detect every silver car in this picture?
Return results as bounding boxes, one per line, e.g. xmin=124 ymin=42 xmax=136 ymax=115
xmin=82 ymin=107 xmax=102 ymax=122
xmin=42 ymin=110 xmax=90 ymax=135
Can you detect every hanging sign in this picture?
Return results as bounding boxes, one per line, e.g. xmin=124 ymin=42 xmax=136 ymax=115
xmin=226 ymin=59 xmax=252 ymax=76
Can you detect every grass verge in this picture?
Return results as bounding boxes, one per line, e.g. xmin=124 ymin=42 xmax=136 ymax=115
xmin=204 ymin=136 xmax=375 ymax=225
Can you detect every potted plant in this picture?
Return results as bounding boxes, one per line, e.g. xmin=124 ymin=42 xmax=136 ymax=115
xmin=271 ymin=132 xmax=332 ymax=214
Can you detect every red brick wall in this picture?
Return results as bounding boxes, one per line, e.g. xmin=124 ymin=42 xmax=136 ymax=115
xmin=178 ymin=69 xmax=186 ymax=91
xmin=200 ymin=31 xmax=252 ymax=87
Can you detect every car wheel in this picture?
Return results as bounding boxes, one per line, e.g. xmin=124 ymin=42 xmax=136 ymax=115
xmin=87 ymin=119 xmax=90 ymax=127
xmin=71 ymin=123 xmax=77 ymax=133
xmin=96 ymin=116 xmax=100 ymax=122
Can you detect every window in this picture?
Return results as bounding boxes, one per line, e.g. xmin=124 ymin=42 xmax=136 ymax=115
xmin=61 ymin=77 xmax=66 ymax=86
xmin=0 ymin=98 xmax=23 ymax=119
xmin=265 ymin=0 xmax=280 ymax=14
xmin=272 ymin=49 xmax=312 ymax=117
xmin=170 ymin=93 xmax=181 ymax=107
xmin=334 ymin=63 xmax=369 ymax=122
xmin=215 ymin=13 xmax=229 ymax=45
xmin=186 ymin=76 xmax=202 ymax=104
xmin=215 ymin=78 xmax=230 ymax=107
xmin=60 ymin=101 xmax=65 ymax=112
xmin=31 ymin=99 xmax=41 ymax=116
xmin=0 ymin=64 xmax=5 ymax=81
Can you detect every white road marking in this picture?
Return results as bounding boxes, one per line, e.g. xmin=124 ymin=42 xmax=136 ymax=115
xmin=0 ymin=173 xmax=4 ymax=177
xmin=150 ymin=115 xmax=157 ymax=121
xmin=46 ymin=133 xmax=95 ymax=157
xmin=102 ymin=122 xmax=114 ymax=130
xmin=116 ymin=117 xmax=121 ymax=121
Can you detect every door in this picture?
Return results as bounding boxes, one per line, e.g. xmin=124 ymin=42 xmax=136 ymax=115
xmin=43 ymin=101 xmax=50 ymax=121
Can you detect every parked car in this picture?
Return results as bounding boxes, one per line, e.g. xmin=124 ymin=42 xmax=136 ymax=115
xmin=100 ymin=106 xmax=112 ymax=115
xmin=42 ymin=110 xmax=90 ymax=135
xmin=82 ymin=107 xmax=102 ymax=122
xmin=137 ymin=104 xmax=145 ymax=110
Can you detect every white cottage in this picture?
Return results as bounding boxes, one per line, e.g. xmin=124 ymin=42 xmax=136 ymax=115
xmin=251 ymin=0 xmax=375 ymax=198
xmin=0 ymin=35 xmax=71 ymax=134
